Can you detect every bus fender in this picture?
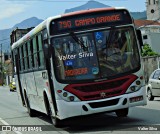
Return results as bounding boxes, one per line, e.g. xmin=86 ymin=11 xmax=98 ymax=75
xmin=43 ymin=89 xmax=56 ymax=116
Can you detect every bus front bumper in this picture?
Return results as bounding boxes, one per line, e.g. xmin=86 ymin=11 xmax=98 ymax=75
xmin=56 ymin=86 xmax=147 ymax=120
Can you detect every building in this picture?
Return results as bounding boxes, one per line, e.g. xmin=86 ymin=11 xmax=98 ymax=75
xmin=134 ymin=20 xmax=160 ymax=53
xmin=2 ymin=27 xmax=34 ymax=85
xmin=4 ymin=59 xmax=13 ymax=85
xmin=0 ymin=45 xmax=11 ymax=85
xmin=134 ymin=0 xmax=160 ymax=54
xmin=146 ymin=0 xmax=160 ymax=21
xmin=134 ymin=0 xmax=160 ymax=82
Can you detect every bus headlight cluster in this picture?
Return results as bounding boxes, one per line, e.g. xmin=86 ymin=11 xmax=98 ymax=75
xmin=63 ymin=92 xmax=68 ymax=97
xmin=57 ymin=90 xmax=80 ymax=102
xmin=69 ymin=96 xmax=75 ymax=101
xmin=126 ymin=77 xmax=144 ymax=93
xmin=136 ymin=80 xmax=141 ymax=85
xmin=130 ymin=86 xmax=136 ymax=92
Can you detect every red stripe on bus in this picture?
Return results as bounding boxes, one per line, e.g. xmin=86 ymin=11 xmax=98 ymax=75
xmin=64 ymin=74 xmax=138 ymax=101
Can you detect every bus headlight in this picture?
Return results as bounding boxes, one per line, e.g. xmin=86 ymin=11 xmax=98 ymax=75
xmin=136 ymin=80 xmax=141 ymax=85
xmin=126 ymin=77 xmax=144 ymax=93
xmin=57 ymin=90 xmax=80 ymax=102
xmin=130 ymin=86 xmax=136 ymax=92
xmin=63 ymin=92 xmax=68 ymax=97
xmin=69 ymin=96 xmax=75 ymax=101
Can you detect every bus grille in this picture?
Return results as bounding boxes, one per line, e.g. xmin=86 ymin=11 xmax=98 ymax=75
xmin=89 ymin=98 xmax=119 ymax=108
xmin=74 ymin=79 xmax=126 ymax=92
xmin=64 ymin=75 xmax=138 ymax=101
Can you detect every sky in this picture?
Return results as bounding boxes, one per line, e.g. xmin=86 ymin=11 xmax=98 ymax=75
xmin=0 ymin=0 xmax=146 ymax=30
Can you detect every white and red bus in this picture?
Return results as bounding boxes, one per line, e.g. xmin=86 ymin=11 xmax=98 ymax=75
xmin=11 ymin=7 xmax=147 ymax=127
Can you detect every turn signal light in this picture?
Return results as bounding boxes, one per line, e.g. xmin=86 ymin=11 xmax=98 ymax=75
xmin=57 ymin=90 xmax=62 ymax=93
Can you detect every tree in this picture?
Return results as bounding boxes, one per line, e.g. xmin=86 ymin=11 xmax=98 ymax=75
xmin=141 ymin=44 xmax=159 ymax=57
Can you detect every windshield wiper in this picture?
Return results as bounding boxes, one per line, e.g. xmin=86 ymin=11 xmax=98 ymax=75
xmin=105 ymin=27 xmax=115 ymax=50
xmin=69 ymin=32 xmax=88 ymax=52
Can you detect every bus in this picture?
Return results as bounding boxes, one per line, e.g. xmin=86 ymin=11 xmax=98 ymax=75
xmin=11 ymin=7 xmax=147 ymax=127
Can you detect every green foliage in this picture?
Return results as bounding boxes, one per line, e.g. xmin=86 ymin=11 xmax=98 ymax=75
xmin=142 ymin=44 xmax=159 ymax=57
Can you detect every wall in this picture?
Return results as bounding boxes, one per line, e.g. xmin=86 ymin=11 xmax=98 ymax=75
xmin=142 ymin=56 xmax=160 ymax=83
xmin=149 ymin=33 xmax=160 ymax=53
xmin=140 ymin=26 xmax=160 ymax=54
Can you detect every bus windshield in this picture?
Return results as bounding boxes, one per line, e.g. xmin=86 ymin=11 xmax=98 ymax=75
xmin=52 ymin=26 xmax=140 ymax=82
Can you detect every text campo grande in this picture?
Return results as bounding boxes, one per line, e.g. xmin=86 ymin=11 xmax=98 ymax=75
xmin=58 ymin=14 xmax=121 ymax=28
xmin=75 ymin=14 xmax=121 ymax=26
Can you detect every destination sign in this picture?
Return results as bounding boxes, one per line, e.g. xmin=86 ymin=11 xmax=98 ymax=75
xmin=50 ymin=10 xmax=132 ymax=35
xmin=58 ymin=14 xmax=121 ymax=29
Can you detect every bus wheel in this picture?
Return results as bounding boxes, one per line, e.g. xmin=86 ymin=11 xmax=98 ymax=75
xmin=47 ymin=100 xmax=62 ymax=127
xmin=115 ymin=108 xmax=128 ymax=117
xmin=147 ymin=88 xmax=154 ymax=101
xmin=25 ymin=94 xmax=35 ymax=117
xmin=51 ymin=116 xmax=62 ymax=128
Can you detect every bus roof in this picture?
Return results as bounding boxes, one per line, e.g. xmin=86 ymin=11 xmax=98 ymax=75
xmin=62 ymin=7 xmax=127 ymax=17
xmin=11 ymin=7 xmax=128 ymax=50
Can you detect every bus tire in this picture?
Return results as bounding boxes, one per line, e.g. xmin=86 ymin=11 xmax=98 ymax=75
xmin=147 ymin=88 xmax=154 ymax=101
xmin=51 ymin=116 xmax=62 ymax=128
xmin=115 ymin=108 xmax=128 ymax=117
xmin=25 ymin=93 xmax=35 ymax=117
xmin=45 ymin=96 xmax=62 ymax=127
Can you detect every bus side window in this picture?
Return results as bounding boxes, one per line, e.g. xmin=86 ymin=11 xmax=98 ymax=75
xmin=36 ymin=36 xmax=40 ymax=67
xmin=38 ymin=34 xmax=44 ymax=68
xmin=13 ymin=49 xmax=17 ymax=74
xmin=30 ymin=39 xmax=35 ymax=68
xmin=33 ymin=37 xmax=38 ymax=68
xmin=17 ymin=47 xmax=21 ymax=71
xmin=22 ymin=45 xmax=25 ymax=71
xmin=25 ymin=43 xmax=29 ymax=70
xmin=19 ymin=46 xmax=24 ymax=72
xmin=42 ymin=28 xmax=51 ymax=59
xmin=22 ymin=43 xmax=27 ymax=70
xmin=27 ymin=42 xmax=32 ymax=69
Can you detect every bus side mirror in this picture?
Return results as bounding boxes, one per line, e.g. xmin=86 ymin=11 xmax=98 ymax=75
xmin=44 ymin=43 xmax=51 ymax=59
xmin=136 ymin=29 xmax=143 ymax=48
